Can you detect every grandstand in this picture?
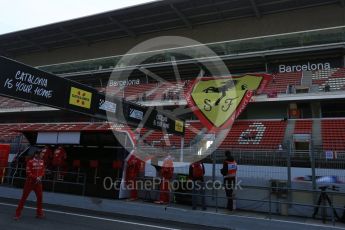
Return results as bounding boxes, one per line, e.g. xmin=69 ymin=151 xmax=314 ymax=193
xmin=0 ymin=0 xmax=345 ymax=208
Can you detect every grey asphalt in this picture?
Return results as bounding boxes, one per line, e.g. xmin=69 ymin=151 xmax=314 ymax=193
xmin=0 ymin=186 xmax=344 ymax=230
xmin=0 ymin=201 xmax=227 ymax=230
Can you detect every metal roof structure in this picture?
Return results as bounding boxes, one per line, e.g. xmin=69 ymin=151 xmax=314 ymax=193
xmin=0 ymin=0 xmax=343 ymax=57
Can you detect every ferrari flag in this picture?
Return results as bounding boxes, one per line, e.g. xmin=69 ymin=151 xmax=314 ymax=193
xmin=186 ymin=74 xmax=271 ymax=131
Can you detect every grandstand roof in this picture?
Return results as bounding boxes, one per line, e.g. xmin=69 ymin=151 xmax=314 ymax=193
xmin=0 ymin=0 xmax=342 ymax=57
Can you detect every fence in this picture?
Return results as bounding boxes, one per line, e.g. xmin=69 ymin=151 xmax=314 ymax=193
xmin=114 ymin=174 xmax=345 ymax=225
xmin=1 ymin=167 xmax=87 ymax=196
xmin=1 ymin=145 xmax=345 ymax=224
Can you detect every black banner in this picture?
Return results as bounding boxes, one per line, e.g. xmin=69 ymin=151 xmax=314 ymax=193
xmin=147 ymin=109 xmax=185 ymax=135
xmin=0 ymin=56 xmax=106 ymax=118
xmin=0 ymin=57 xmax=68 ymax=108
xmin=123 ymin=102 xmax=185 ymax=135
xmin=0 ymin=56 xmax=184 ymax=135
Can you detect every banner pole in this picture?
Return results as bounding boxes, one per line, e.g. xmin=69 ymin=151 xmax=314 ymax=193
xmin=180 ymin=137 xmax=184 ymax=162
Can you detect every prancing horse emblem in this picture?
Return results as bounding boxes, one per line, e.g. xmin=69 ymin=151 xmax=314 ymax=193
xmin=203 ymin=80 xmax=247 ymax=106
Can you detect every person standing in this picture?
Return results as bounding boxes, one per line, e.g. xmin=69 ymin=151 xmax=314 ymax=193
xmin=52 ymin=146 xmax=67 ymax=180
xmin=220 ymin=151 xmax=237 ymax=211
xmin=155 ymin=155 xmax=174 ymax=204
xmin=125 ymin=153 xmax=141 ymax=201
xmin=189 ymin=160 xmax=206 ymax=210
xmin=40 ymin=145 xmax=53 ymax=169
xmin=52 ymin=146 xmax=67 ymax=168
xmin=14 ymin=151 xmax=45 ymax=220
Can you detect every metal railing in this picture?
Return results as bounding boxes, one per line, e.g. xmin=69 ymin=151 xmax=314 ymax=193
xmin=1 ymin=167 xmax=87 ymax=196
xmin=120 ymin=176 xmax=345 ymax=225
xmin=1 ymin=139 xmax=345 ymax=224
xmin=1 ymin=164 xmax=345 ymax=224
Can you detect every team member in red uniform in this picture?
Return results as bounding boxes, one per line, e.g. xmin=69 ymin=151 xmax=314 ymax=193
xmin=155 ymin=155 xmax=174 ymax=204
xmin=189 ymin=160 xmax=206 ymax=210
xmin=125 ymin=153 xmax=141 ymax=200
xmin=220 ymin=151 xmax=237 ymax=211
xmin=52 ymin=146 xmax=67 ymax=180
xmin=52 ymin=146 xmax=67 ymax=167
xmin=14 ymin=151 xmax=45 ymax=220
xmin=40 ymin=145 xmax=53 ymax=169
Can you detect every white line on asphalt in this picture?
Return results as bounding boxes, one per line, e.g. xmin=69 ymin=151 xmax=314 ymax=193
xmin=165 ymin=207 xmax=345 ymax=230
xmin=0 ymin=202 xmax=181 ymax=230
xmin=2 ymin=201 xmax=344 ymax=230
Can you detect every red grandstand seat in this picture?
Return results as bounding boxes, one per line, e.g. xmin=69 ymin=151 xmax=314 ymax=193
xmin=264 ymin=72 xmax=302 ymax=94
xmin=294 ymin=120 xmax=312 ymax=134
xmin=312 ymin=68 xmax=345 ymax=91
xmin=321 ymin=119 xmax=345 ymax=151
xmin=219 ymin=120 xmax=287 ymax=150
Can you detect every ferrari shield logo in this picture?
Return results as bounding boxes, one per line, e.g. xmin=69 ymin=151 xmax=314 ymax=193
xmin=186 ymin=74 xmax=271 ymax=131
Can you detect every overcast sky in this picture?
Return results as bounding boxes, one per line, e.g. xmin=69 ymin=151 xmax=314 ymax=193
xmin=0 ymin=0 xmax=155 ymax=35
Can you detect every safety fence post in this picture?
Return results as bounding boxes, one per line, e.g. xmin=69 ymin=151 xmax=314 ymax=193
xmin=269 ymin=183 xmax=272 ymax=220
xmin=331 ymin=192 xmax=336 ymax=226
xmin=52 ymin=171 xmax=56 ymax=193
xmin=212 ymin=151 xmax=216 ymax=201
xmin=82 ymin=173 xmax=87 ymax=196
xmin=331 ymin=203 xmax=335 ymax=226
xmin=287 ymin=142 xmax=292 ymax=209
xmin=215 ymin=187 xmax=218 ymax=213
xmin=310 ymin=148 xmax=317 ymax=205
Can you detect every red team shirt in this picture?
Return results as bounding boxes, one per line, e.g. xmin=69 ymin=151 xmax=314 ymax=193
xmin=26 ymin=158 xmax=45 ymax=180
xmin=161 ymin=157 xmax=174 ymax=180
xmin=52 ymin=147 xmax=67 ymax=167
xmin=126 ymin=154 xmax=141 ymax=181
xmin=41 ymin=147 xmax=53 ymax=165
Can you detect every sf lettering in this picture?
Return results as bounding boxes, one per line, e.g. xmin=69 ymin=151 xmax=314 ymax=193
xmin=204 ymin=97 xmax=238 ymax=112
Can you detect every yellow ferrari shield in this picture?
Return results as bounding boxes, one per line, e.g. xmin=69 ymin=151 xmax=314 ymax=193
xmin=188 ymin=74 xmax=270 ymax=130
